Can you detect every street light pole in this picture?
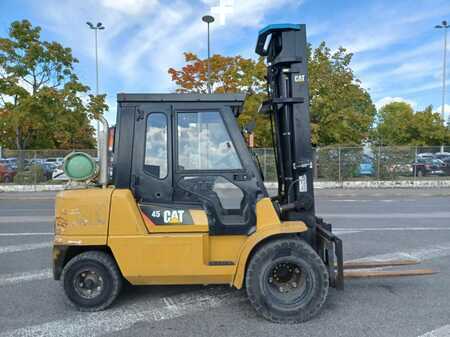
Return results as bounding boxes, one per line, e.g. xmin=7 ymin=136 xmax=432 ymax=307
xmin=435 ymin=20 xmax=449 ymax=153
xmin=87 ymin=22 xmax=105 ymax=157
xmin=202 ymin=15 xmax=215 ymax=94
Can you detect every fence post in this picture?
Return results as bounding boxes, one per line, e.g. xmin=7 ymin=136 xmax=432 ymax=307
xmin=413 ymin=145 xmax=417 ymax=183
xmin=33 ymin=151 xmax=37 ymax=185
xmin=338 ymin=146 xmax=341 ymax=182
xmin=377 ymin=145 xmax=381 ymax=180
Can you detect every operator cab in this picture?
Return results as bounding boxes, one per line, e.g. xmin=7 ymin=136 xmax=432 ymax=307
xmin=113 ymin=93 xmax=267 ymax=235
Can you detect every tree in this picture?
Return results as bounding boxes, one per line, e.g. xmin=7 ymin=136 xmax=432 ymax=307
xmin=169 ymin=52 xmax=271 ymax=146
xmin=168 ymin=43 xmax=376 ymax=147
xmin=372 ymin=102 xmax=415 ymax=145
xmin=372 ymin=102 xmax=450 ymax=146
xmin=308 ymin=43 xmax=376 ymax=146
xmin=0 ymin=20 xmax=95 ymax=150
xmin=411 ymin=106 xmax=449 ymax=146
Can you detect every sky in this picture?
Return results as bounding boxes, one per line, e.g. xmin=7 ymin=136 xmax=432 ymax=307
xmin=1 ymin=0 xmax=450 ymax=125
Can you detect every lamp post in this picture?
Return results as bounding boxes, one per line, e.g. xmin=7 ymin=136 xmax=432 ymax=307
xmin=202 ymin=15 xmax=215 ymax=94
xmin=87 ymin=21 xmax=105 ymax=157
xmin=435 ymin=20 xmax=449 ymax=153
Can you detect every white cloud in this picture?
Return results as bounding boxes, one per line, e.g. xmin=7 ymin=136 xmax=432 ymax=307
xmin=99 ymin=0 xmax=158 ymax=15
xmin=375 ymin=96 xmax=417 ymax=111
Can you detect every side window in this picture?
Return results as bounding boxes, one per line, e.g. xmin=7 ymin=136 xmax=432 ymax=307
xmin=177 ymin=111 xmax=242 ymax=170
xmin=144 ymin=113 xmax=168 ymax=179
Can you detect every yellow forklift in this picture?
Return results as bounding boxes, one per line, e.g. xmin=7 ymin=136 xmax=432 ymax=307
xmin=53 ymin=24 xmax=432 ymax=323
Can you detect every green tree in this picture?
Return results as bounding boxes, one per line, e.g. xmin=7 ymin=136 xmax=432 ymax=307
xmin=308 ymin=43 xmax=376 ymax=146
xmin=0 ymin=20 xmax=95 ymax=150
xmin=168 ymin=43 xmax=376 ymax=147
xmin=372 ymin=102 xmax=415 ymax=145
xmin=372 ymin=102 xmax=450 ymax=146
xmin=411 ymin=106 xmax=449 ymax=145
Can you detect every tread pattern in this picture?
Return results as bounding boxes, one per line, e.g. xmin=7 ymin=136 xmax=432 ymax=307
xmin=245 ymin=238 xmax=329 ymax=323
xmin=61 ymin=250 xmax=122 ymax=312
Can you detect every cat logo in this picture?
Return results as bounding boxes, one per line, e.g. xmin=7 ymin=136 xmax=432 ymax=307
xmin=163 ymin=210 xmax=185 ymax=224
xmin=294 ymin=74 xmax=305 ymax=83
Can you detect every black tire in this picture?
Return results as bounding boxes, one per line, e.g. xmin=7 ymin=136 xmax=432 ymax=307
xmin=245 ymin=238 xmax=329 ymax=323
xmin=61 ymin=251 xmax=122 ymax=312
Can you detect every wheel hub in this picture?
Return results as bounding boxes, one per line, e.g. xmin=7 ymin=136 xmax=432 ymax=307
xmin=269 ymin=262 xmax=306 ymax=295
xmin=73 ymin=270 xmax=104 ymax=299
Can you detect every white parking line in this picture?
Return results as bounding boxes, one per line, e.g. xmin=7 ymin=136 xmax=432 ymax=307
xmin=351 ymin=242 xmax=450 ymax=262
xmin=0 ymin=232 xmax=52 ymax=236
xmin=0 ymin=241 xmax=51 ymax=254
xmin=0 ymin=269 xmax=52 ymax=287
xmin=327 ymin=199 xmax=397 ymax=203
xmin=0 ymin=216 xmax=53 ymax=223
xmin=418 ymin=324 xmax=450 ymax=337
xmin=321 ymin=212 xmax=450 ymax=219
xmin=0 ymin=287 xmax=243 ymax=337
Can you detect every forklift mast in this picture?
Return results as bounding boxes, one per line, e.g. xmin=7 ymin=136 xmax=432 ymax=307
xmin=256 ymin=24 xmax=315 ymax=226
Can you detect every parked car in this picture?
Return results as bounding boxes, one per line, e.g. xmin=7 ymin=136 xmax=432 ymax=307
xmin=0 ymin=163 xmax=16 ymax=183
xmin=29 ymin=158 xmax=46 ymax=165
xmin=52 ymin=167 xmax=68 ymax=181
xmin=412 ymin=158 xmax=450 ymax=177
xmin=45 ymin=157 xmax=64 ymax=166
xmin=358 ymin=154 xmax=375 ymax=176
xmin=0 ymin=158 xmax=17 ymax=170
xmin=416 ymin=152 xmax=434 ymax=161
xmin=434 ymin=152 xmax=450 ymax=162
xmin=40 ymin=163 xmax=57 ymax=180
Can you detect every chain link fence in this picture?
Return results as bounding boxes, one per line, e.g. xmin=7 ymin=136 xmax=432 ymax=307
xmin=0 ymin=149 xmax=96 ymax=185
xmin=253 ymin=145 xmax=450 ymax=182
xmin=1 ymin=146 xmax=450 ymax=184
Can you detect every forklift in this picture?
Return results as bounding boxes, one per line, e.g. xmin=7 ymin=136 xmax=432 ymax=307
xmin=53 ymin=24 xmax=433 ymax=323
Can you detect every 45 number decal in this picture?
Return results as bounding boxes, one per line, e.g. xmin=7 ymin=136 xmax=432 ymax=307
xmin=151 ymin=209 xmax=185 ymax=224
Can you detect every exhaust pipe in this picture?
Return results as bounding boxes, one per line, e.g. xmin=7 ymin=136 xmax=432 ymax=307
xmin=98 ymin=115 xmax=109 ymax=188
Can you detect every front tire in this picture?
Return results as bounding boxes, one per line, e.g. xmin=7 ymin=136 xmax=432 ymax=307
xmin=245 ymin=238 xmax=329 ymax=323
xmin=61 ymin=251 xmax=122 ymax=311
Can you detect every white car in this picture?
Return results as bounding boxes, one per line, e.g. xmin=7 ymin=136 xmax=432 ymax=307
xmin=45 ymin=157 xmax=64 ymax=166
xmin=52 ymin=167 xmax=68 ymax=181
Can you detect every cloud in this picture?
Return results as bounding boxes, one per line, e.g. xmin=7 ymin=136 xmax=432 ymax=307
xmin=375 ymin=96 xmax=417 ymax=111
xmin=99 ymin=0 xmax=158 ymax=15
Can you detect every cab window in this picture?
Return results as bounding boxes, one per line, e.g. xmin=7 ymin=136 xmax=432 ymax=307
xmin=144 ymin=113 xmax=168 ymax=179
xmin=177 ymin=111 xmax=242 ymax=170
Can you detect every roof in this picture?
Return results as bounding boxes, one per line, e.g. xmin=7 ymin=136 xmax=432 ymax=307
xmin=117 ymin=93 xmax=246 ymax=103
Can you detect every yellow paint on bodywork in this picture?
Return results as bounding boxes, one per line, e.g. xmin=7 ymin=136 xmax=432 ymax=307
xmin=55 ymin=190 xmax=309 ymax=288
xmin=255 ymin=197 xmax=281 ymax=229
xmin=108 ymin=189 xmax=148 ymax=235
xmin=108 ymin=189 xmax=234 ymax=284
xmin=232 ymin=221 xmax=308 ymax=289
xmin=54 ymin=188 xmax=113 ymax=243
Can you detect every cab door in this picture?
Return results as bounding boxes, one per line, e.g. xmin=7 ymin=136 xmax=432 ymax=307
xmin=131 ymin=105 xmax=209 ymax=232
xmin=173 ymin=108 xmax=259 ymax=235
xmin=131 ymin=105 xmax=172 ymax=203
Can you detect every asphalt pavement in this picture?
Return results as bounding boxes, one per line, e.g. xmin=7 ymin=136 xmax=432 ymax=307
xmin=0 ymin=188 xmax=449 ymax=337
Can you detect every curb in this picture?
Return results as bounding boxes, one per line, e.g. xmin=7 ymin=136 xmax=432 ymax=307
xmin=1 ymin=180 xmax=450 ymax=192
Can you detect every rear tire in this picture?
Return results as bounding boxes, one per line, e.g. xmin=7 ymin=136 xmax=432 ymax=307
xmin=245 ymin=238 xmax=329 ymax=323
xmin=61 ymin=251 xmax=122 ymax=312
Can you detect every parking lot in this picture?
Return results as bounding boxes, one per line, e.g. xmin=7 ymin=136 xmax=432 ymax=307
xmin=0 ymin=188 xmax=449 ymax=337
